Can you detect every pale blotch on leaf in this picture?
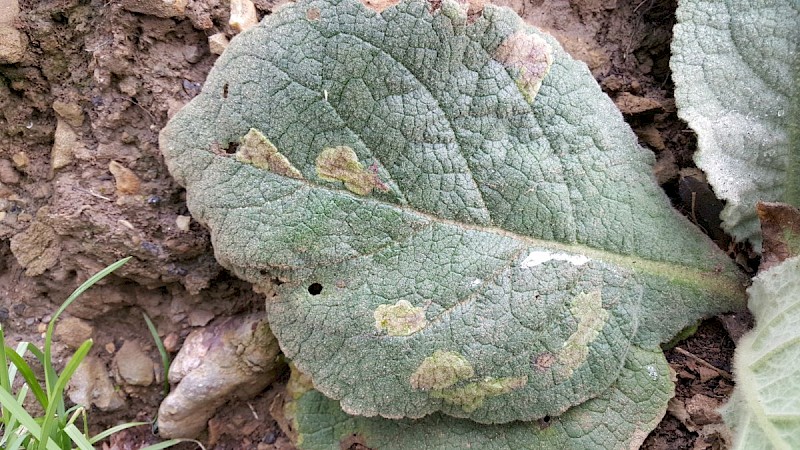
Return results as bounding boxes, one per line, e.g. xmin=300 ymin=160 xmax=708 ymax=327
xmin=555 ymin=290 xmax=609 ymax=378
xmin=410 ymin=350 xmax=474 ymax=391
xmin=315 ymin=146 xmax=388 ymax=196
xmin=236 ymin=128 xmax=304 ymax=180
xmin=374 ymin=299 xmax=427 ymax=336
xmin=494 ymin=30 xmax=553 ymax=103
xmin=431 ymin=376 xmax=528 ymax=412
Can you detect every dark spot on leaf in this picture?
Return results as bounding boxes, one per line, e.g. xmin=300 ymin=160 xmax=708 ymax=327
xmin=222 ymin=83 xmax=229 ymax=98
xmin=308 ymin=283 xmax=323 ymax=295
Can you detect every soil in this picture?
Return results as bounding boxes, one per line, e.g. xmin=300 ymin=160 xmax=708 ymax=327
xmin=0 ymin=0 xmax=754 ymax=449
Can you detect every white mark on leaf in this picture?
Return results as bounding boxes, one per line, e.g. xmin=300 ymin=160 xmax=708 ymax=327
xmin=646 ymin=365 xmax=658 ymax=380
xmin=520 ymin=250 xmax=590 ymax=268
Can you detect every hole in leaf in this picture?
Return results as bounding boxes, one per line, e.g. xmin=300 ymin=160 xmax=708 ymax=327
xmin=308 ymin=283 xmax=323 ymax=295
xmin=224 ymin=142 xmax=239 ymax=154
xmin=222 ymin=83 xmax=229 ymax=98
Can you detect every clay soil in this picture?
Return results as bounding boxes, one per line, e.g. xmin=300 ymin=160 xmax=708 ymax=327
xmin=0 ymin=0 xmax=754 ymax=449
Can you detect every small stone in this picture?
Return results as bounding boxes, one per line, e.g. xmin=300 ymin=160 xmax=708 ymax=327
xmin=208 ymin=33 xmax=230 ymax=55
xmin=188 ymin=309 xmax=213 ymax=327
xmin=230 ymin=0 xmax=258 ymax=33
xmin=0 ymin=159 xmax=20 ymax=184
xmin=115 ymin=340 xmax=155 ymax=386
xmin=183 ymin=45 xmax=203 ymax=64
xmin=118 ymin=76 xmax=139 ymax=96
xmin=55 ymin=316 xmax=94 ymax=348
xmin=120 ymin=0 xmax=187 ymax=18
xmin=108 ymin=160 xmax=141 ymax=195
xmin=36 ymin=322 xmax=47 ymax=333
xmin=69 ymin=356 xmax=125 ymax=411
xmin=105 ymin=342 xmax=116 ymax=353
xmin=0 ymin=0 xmax=25 ymax=65
xmin=163 ymin=332 xmax=180 ymax=353
xmin=11 ymin=152 xmax=29 ymax=169
xmin=52 ymin=118 xmax=83 ymax=170
xmin=175 ymin=215 xmax=191 ymax=231
xmin=52 ymin=101 xmax=84 ymax=128
xmin=158 ymin=314 xmax=283 ymax=438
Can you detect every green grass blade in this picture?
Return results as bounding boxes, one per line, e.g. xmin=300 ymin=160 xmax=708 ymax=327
xmin=8 ymin=341 xmax=33 ymax=383
xmin=4 ymin=348 xmax=47 ymax=408
xmin=5 ymin=430 xmax=31 ymax=450
xmin=43 ymin=257 xmax=131 ymax=397
xmin=63 ymin=423 xmax=95 ymax=450
xmin=0 ymin=389 xmax=62 ymax=450
xmin=143 ymin=313 xmax=171 ymax=397
xmin=37 ymin=339 xmax=93 ymax=450
xmin=0 ymin=326 xmax=12 ymax=431
xmin=0 ymin=384 xmax=31 ymax=447
xmin=88 ymin=421 xmax=148 ymax=444
xmin=0 ymin=327 xmax=11 ymax=393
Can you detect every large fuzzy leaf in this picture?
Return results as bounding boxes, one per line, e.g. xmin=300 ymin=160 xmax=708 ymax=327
xmin=281 ymin=346 xmax=672 ymax=450
xmin=160 ymin=0 xmax=744 ymax=425
xmin=671 ymin=0 xmax=800 ymax=251
xmin=722 ymin=256 xmax=800 ymax=449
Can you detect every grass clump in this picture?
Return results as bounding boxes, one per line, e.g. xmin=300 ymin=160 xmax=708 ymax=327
xmin=0 ymin=257 xmax=198 ymax=450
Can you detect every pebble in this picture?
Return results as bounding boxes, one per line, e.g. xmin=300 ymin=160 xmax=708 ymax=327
xmin=229 ymin=0 xmax=258 ymax=33
xmin=52 ymin=101 xmax=84 ymax=127
xmin=55 ymin=316 xmax=94 ymax=348
xmin=157 ymin=314 xmax=283 ymax=438
xmin=51 ymin=118 xmax=81 ymax=170
xmin=175 ymin=215 xmax=191 ymax=231
xmin=208 ymin=33 xmax=230 ymax=55
xmin=68 ymin=356 xmax=125 ymax=411
xmin=108 ymin=160 xmax=141 ymax=195
xmin=0 ymin=159 xmax=20 ymax=184
xmin=0 ymin=0 xmax=25 ymax=64
xmin=114 ymin=340 xmax=155 ymax=386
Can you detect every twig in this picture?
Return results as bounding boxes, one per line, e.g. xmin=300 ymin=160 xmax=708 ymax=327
xmin=73 ymin=186 xmax=113 ymax=202
xmin=674 ymin=347 xmax=733 ymax=380
xmin=247 ymin=402 xmax=259 ymax=420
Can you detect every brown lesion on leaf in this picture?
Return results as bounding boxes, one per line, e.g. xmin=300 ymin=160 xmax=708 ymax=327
xmin=757 ymin=201 xmax=800 ymax=271
xmin=236 ymin=128 xmax=304 ymax=180
xmin=315 ymin=146 xmax=389 ymax=196
xmin=427 ymin=0 xmax=485 ymax=24
xmin=306 ymin=7 xmax=321 ymax=21
xmin=494 ymin=30 xmax=554 ymax=104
